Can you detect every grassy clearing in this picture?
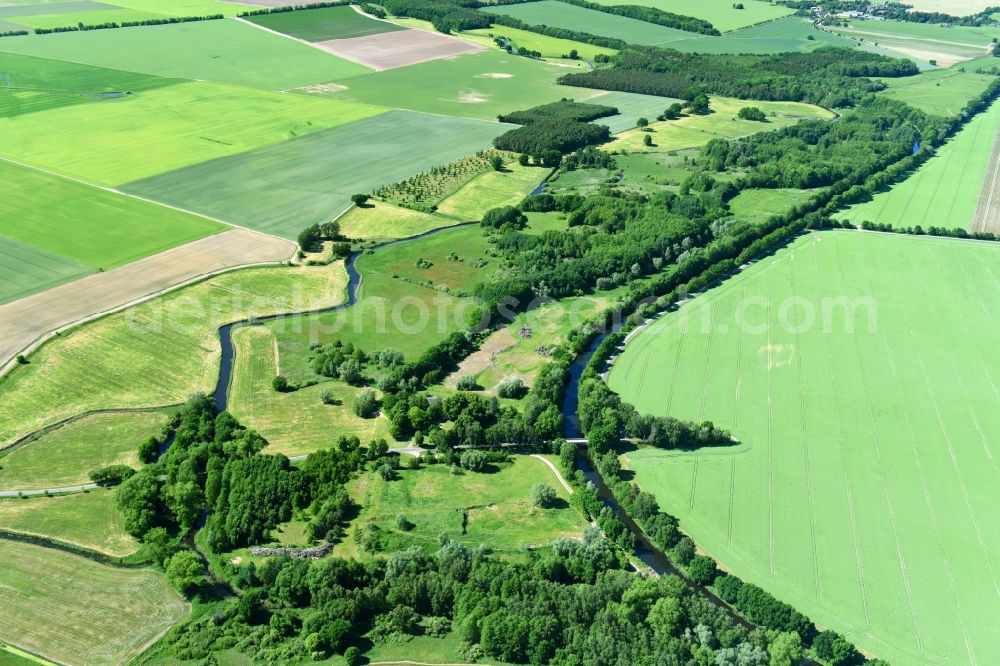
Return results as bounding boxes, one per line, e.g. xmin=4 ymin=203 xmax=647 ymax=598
xmin=485 ymin=1 xmax=700 ymax=46
xmin=837 ymin=96 xmax=1000 ymax=229
xmin=463 ymin=25 xmax=617 ymax=60
xmin=124 ymin=110 xmax=506 ymax=238
xmin=271 ymin=224 xmax=489 ymax=363
xmin=0 ymin=19 xmax=370 ymax=89
xmin=0 ymin=159 xmax=223 ymax=269
xmin=0 ymin=236 xmax=92 ymax=305
xmin=0 ymin=51 xmax=177 ymax=118
xmin=436 ymin=162 xmax=546 ymax=220
xmin=877 ymin=68 xmax=996 ymax=116
xmin=0 ymin=539 xmax=187 ymax=666
xmin=0 ymin=263 xmax=347 ymax=448
xmin=0 ymin=490 xmax=138 ymax=557
xmin=337 ymin=200 xmax=447 ymax=240
xmin=587 ymin=0 xmax=793 ymax=32
xmin=587 ymin=90 xmax=684 ymax=133
xmin=1 ymin=80 xmax=385 ymax=184
xmin=670 ymin=16 xmax=855 ymax=54
xmin=229 ymin=326 xmax=389 ymax=457
xmin=246 ymin=4 xmax=405 ymax=41
xmin=0 ymin=411 xmax=169 ymax=491
xmin=728 ymin=187 xmax=818 ymax=224
xmin=604 ymin=96 xmax=833 ymax=152
xmin=334 ymin=455 xmax=586 ymax=557
xmin=610 ymin=231 xmax=1000 ymax=666
xmin=323 ymin=49 xmax=576 ymax=120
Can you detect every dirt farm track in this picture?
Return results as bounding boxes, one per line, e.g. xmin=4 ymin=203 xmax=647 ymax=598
xmin=0 ymin=229 xmax=294 ymax=373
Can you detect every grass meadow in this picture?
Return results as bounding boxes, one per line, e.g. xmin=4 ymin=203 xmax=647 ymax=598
xmin=333 ymin=455 xmax=586 ymax=558
xmin=435 ymin=161 xmax=546 ymax=220
xmin=0 ymin=159 xmax=223 ymax=268
xmin=0 ymin=263 xmax=347 ymax=448
xmin=0 ymin=539 xmax=187 ymax=666
xmin=728 ymin=187 xmax=818 ymax=225
xmin=586 ymin=91 xmax=684 ymax=133
xmin=0 ymin=410 xmax=169 ymax=491
xmin=1 ymin=80 xmax=385 ymax=185
xmin=670 ymin=17 xmax=856 ymax=54
xmin=609 ymin=232 xmax=1000 ymax=666
xmin=0 ymin=19 xmax=370 ymax=89
xmin=336 ymin=201 xmax=447 ymax=241
xmin=877 ymin=67 xmax=996 ymax=116
xmin=603 ymin=96 xmax=833 ymax=152
xmin=0 ymin=490 xmax=138 ymax=556
xmin=586 ymin=0 xmax=793 ymax=32
xmin=124 ymin=110 xmax=507 ymax=238
xmin=322 ymin=49 xmax=574 ymax=120
xmin=228 ymin=326 xmax=390 ymax=457
xmin=246 ymin=4 xmax=404 ymax=42
xmin=837 ymin=97 xmax=1000 ymax=230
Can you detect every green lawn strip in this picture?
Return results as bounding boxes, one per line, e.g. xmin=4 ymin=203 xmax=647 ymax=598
xmin=228 ymin=326 xmax=390 ymax=458
xmin=0 ymin=236 xmax=92 ymax=305
xmin=876 ymin=68 xmax=996 ymax=116
xmin=0 ymin=539 xmax=187 ymax=666
xmin=837 ymin=96 xmax=1000 ymax=229
xmin=0 ymin=263 xmax=347 ymax=448
xmin=0 ymin=159 xmax=224 ymax=268
xmin=727 ymin=187 xmax=819 ymax=225
xmin=485 ymin=0 xmax=701 ymax=46
xmin=0 ymin=490 xmax=138 ymax=557
xmin=0 ymin=644 xmax=46 ymax=666
xmin=586 ymin=0 xmax=793 ymax=32
xmin=611 ymin=231 xmax=1000 ymax=665
xmin=1 ymin=80 xmax=385 ymax=184
xmin=123 ymin=110 xmax=508 ymax=238
xmin=436 ymin=161 xmax=547 ymax=220
xmin=0 ymin=411 xmax=169 ymax=491
xmin=334 ymin=455 xmax=587 ymax=557
xmin=0 ymin=51 xmax=179 ymax=118
xmin=246 ymin=4 xmax=405 ymax=42
xmin=0 ymin=18 xmax=370 ymax=90
xmin=321 ymin=49 xmax=580 ymax=120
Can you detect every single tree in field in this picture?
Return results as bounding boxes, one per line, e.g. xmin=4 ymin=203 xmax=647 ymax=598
xmin=530 ymin=481 xmax=557 ymax=507
xmin=686 ymin=94 xmax=710 ymax=115
xmin=272 ymin=375 xmax=290 ymax=392
xmin=643 ymin=134 xmax=653 ymax=147
xmin=636 ymin=117 xmax=649 ymax=130
xmin=165 ymin=550 xmax=206 ymax=597
xmin=351 ymin=193 xmax=370 ymax=207
xmin=490 ymin=154 xmax=504 ymax=171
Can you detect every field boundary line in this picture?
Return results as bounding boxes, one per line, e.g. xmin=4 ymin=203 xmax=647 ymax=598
xmin=809 ymin=239 xmax=871 ymax=627
xmin=234 ymin=16 xmax=385 ymax=68
xmin=971 ymin=117 xmax=1000 ymax=233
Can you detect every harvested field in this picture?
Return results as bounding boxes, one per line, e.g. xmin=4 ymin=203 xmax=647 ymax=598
xmin=0 ymin=540 xmax=187 ymax=666
xmin=0 ymin=228 xmax=294 ymax=371
xmin=971 ymin=121 xmax=1000 ymax=234
xmin=316 ymin=27 xmax=483 ymax=70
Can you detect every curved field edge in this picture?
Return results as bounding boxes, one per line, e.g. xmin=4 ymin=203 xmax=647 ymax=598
xmin=608 ymin=231 xmax=1000 ymax=666
xmin=0 ymin=539 xmax=188 ymax=666
xmin=0 ymin=262 xmax=348 ymax=447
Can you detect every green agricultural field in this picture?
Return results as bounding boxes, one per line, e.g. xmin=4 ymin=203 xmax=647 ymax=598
xmin=334 ymin=455 xmax=586 ymax=557
xmin=609 ymin=231 xmax=1000 ymax=666
xmin=110 ymin=0 xmax=257 ymax=16
xmin=0 ymin=236 xmax=92 ymax=304
xmin=246 ymin=4 xmax=405 ymax=41
xmin=829 ymin=19 xmax=998 ymax=66
xmin=12 ymin=9 xmax=163 ymax=30
xmin=322 ymin=48 xmax=585 ymax=120
xmin=463 ymin=25 xmax=617 ymax=61
xmin=587 ymin=90 xmax=684 ymax=133
xmin=837 ymin=97 xmax=1000 ymax=229
xmin=0 ymin=539 xmax=187 ymax=665
xmin=0 ymin=490 xmax=137 ymax=556
xmin=728 ymin=187 xmax=819 ymax=224
xmin=1 ymin=80 xmax=385 ymax=184
xmin=0 ymin=51 xmax=178 ymax=118
xmin=0 ymin=263 xmax=347 ymax=448
xmin=485 ymin=1 xmax=701 ymax=46
xmin=271 ymin=224 xmax=490 ymax=365
xmin=0 ymin=410 xmax=169 ymax=490
xmin=670 ymin=16 xmax=855 ymax=54
xmin=0 ymin=160 xmax=223 ymax=269
xmin=436 ymin=162 xmax=547 ymax=220
xmin=336 ymin=201 xmax=447 ymax=241
xmin=604 ymin=95 xmax=833 ymax=152
xmin=228 ymin=326 xmax=389 ymax=457
xmin=0 ymin=646 xmax=39 ymax=666
xmin=586 ymin=0 xmax=793 ymax=32
xmin=877 ymin=68 xmax=996 ymax=116
xmin=124 ymin=110 xmax=507 ymax=238
xmin=0 ymin=19 xmax=370 ymax=89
